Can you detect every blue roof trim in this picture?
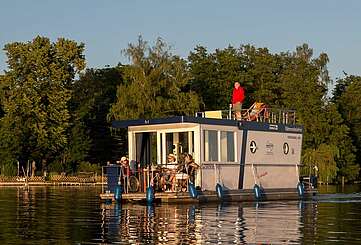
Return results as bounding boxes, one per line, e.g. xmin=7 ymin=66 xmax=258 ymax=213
xmin=237 ymin=121 xmax=303 ymax=134
xmin=111 ymin=116 xmax=303 ymax=134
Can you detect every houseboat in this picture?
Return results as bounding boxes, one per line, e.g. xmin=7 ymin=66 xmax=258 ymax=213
xmin=100 ymin=104 xmax=317 ymax=203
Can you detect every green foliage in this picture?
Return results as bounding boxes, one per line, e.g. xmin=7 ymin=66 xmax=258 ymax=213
xmin=333 ymin=75 xmax=361 ymax=180
xmin=0 ymin=35 xmax=359 ymax=182
xmin=302 ymin=144 xmax=338 ymax=183
xmin=108 ymin=36 xmax=200 ymax=120
xmin=71 ymin=67 xmax=123 ymax=163
xmin=188 ymin=46 xmax=243 ymax=110
xmin=47 ymin=161 xmax=65 ymax=174
xmin=188 ymin=42 xmax=359 ymax=182
xmin=77 ymin=161 xmax=101 ymax=174
xmin=0 ymin=36 xmax=85 ymax=171
xmin=0 ymin=162 xmax=17 ymax=176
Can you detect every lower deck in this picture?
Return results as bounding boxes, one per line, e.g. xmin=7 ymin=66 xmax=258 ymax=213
xmin=100 ymin=188 xmax=317 ymax=204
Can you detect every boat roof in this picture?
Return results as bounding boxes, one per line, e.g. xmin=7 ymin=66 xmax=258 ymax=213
xmin=112 ymin=116 xmax=303 ymax=134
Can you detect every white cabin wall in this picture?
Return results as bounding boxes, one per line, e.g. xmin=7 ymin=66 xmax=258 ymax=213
xmin=245 ymin=131 xmax=302 ymax=165
xmin=200 ymin=124 xmax=242 ymax=191
xmin=242 ymin=131 xmax=303 ymax=189
xmin=243 ymin=165 xmax=299 ymax=189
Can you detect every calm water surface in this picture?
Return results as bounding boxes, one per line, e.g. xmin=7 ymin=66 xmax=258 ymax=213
xmin=0 ymin=185 xmax=360 ymax=244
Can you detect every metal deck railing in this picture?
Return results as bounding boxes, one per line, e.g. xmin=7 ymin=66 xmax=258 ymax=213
xmin=195 ymin=103 xmax=296 ymax=125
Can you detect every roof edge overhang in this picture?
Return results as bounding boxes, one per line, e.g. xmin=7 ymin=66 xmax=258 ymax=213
xmin=111 ymin=116 xmax=303 ymax=134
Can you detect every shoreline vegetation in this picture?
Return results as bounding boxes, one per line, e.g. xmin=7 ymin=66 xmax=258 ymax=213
xmin=0 ymin=173 xmax=103 ymax=186
xmin=0 ymin=35 xmax=361 ymax=185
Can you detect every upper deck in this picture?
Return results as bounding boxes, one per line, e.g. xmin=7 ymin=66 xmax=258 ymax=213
xmin=112 ymin=106 xmax=302 ymax=134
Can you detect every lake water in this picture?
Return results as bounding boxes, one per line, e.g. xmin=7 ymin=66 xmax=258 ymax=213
xmin=0 ymin=185 xmax=361 ymax=244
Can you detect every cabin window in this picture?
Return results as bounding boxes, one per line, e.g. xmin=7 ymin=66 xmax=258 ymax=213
xmin=204 ymin=130 xmax=218 ymax=161
xmin=166 ymin=133 xmax=173 ymax=157
xmin=164 ymin=131 xmax=195 ymax=163
xmin=135 ymin=132 xmax=157 ymax=166
xmin=221 ymin=131 xmax=235 ymax=162
xmin=179 ymin=132 xmax=189 ymax=153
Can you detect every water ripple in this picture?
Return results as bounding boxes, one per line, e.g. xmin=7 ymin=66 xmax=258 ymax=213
xmin=1 ymin=186 xmax=361 ymax=244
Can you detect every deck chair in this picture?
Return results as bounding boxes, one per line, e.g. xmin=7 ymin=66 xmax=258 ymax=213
xmin=243 ymin=102 xmax=269 ymax=121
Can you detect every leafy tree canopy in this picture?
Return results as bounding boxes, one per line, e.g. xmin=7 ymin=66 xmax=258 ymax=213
xmin=0 ymin=36 xmax=85 ymax=170
xmin=108 ymin=36 xmax=200 ymax=120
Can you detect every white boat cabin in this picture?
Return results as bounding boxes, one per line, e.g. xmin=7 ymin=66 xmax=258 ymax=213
xmin=112 ymin=113 xmax=303 ymax=192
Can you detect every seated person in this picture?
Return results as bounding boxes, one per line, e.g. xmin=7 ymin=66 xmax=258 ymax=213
xmin=160 ymin=154 xmax=177 ymax=191
xmin=183 ymin=153 xmax=199 ymax=184
xmin=249 ymin=102 xmax=266 ymax=121
xmin=166 ymin=153 xmax=177 ymax=169
xmin=176 ymin=153 xmax=199 ymax=191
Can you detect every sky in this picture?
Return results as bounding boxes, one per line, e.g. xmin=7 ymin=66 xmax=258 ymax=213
xmin=1 ymin=0 xmax=360 ymax=85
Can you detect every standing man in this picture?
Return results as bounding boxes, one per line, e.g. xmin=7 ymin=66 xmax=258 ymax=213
xmin=231 ymin=81 xmax=245 ymax=120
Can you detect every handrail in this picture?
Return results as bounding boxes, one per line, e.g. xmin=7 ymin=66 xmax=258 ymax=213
xmin=195 ymin=105 xmax=297 ymax=125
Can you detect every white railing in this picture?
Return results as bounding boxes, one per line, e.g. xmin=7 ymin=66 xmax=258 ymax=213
xmin=195 ymin=105 xmax=296 ymax=125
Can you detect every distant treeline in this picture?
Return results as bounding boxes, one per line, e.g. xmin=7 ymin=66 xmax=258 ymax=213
xmin=0 ymin=36 xmax=360 ymax=183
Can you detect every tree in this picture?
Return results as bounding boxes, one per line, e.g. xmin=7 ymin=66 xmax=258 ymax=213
xmin=302 ymin=144 xmax=338 ymax=184
xmin=108 ymin=36 xmax=200 ymax=120
xmin=188 ymin=45 xmax=244 ymax=110
xmin=0 ymin=36 xmax=85 ymax=172
xmin=71 ymin=67 xmax=124 ymax=164
xmin=333 ymin=75 xmax=361 ymax=179
xmin=188 ymin=42 xmax=358 ymax=182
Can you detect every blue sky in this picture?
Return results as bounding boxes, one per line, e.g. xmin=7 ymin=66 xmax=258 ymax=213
xmin=1 ymin=0 xmax=360 ymax=84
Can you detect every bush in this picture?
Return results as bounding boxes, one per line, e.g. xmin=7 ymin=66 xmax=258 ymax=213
xmin=77 ymin=161 xmax=101 ymax=175
xmin=1 ymin=162 xmax=17 ymax=176
xmin=47 ymin=161 xmax=64 ymax=174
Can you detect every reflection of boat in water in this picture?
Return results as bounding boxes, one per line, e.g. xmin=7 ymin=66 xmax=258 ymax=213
xmin=100 ymin=107 xmax=316 ymax=203
xmin=100 ymin=201 xmax=318 ymax=244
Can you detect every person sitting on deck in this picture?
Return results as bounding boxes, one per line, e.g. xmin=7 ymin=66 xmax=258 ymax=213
xmin=166 ymin=153 xmax=177 ymax=170
xmin=231 ymin=81 xmax=245 ymax=120
xmin=183 ymin=153 xmax=199 ymax=184
xmin=244 ymin=102 xmax=268 ymax=121
xmin=176 ymin=153 xmax=199 ymax=191
xmin=161 ymin=154 xmax=177 ymax=192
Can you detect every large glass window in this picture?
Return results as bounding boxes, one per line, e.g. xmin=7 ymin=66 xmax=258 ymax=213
xmin=135 ymin=132 xmax=157 ymax=166
xmin=221 ymin=131 xmax=235 ymax=162
xmin=179 ymin=132 xmax=189 ymax=153
xmin=164 ymin=131 xmax=195 ymax=163
xmin=204 ymin=130 xmax=218 ymax=161
xmin=166 ymin=133 xmax=173 ymax=157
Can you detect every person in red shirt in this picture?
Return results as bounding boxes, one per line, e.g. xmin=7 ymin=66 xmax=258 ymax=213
xmin=231 ymin=81 xmax=245 ymax=120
